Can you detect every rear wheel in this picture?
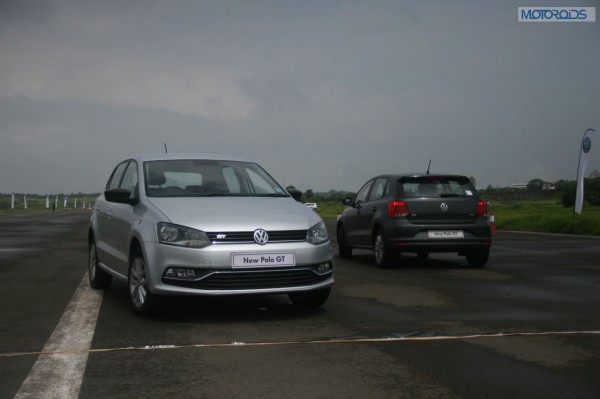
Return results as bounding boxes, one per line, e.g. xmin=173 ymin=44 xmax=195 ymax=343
xmin=129 ymin=248 xmax=161 ymax=316
xmin=466 ymin=248 xmax=489 ymax=268
xmin=88 ymin=238 xmax=112 ymax=289
xmin=337 ymin=225 xmax=352 ymax=258
xmin=374 ymin=229 xmax=393 ymax=268
xmin=289 ymin=287 xmax=331 ymax=309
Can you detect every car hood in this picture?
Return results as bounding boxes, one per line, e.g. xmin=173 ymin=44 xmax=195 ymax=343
xmin=146 ymin=196 xmax=322 ymax=231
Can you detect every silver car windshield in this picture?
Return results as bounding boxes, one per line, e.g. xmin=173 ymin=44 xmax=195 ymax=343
xmin=144 ymin=159 xmax=289 ymax=198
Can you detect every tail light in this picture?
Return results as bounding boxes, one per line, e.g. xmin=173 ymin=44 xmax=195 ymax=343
xmin=476 ymin=200 xmax=488 ymax=218
xmin=388 ymin=201 xmax=410 ymax=218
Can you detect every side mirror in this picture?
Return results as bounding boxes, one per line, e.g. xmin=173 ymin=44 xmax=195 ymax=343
xmin=342 ymin=197 xmax=353 ymax=206
xmin=105 ymin=188 xmax=139 ymax=205
xmin=288 ymin=189 xmax=302 ymax=202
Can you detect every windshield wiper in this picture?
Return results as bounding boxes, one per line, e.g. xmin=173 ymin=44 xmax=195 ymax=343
xmin=196 ymin=193 xmax=244 ymax=197
xmin=260 ymin=193 xmax=289 ymax=197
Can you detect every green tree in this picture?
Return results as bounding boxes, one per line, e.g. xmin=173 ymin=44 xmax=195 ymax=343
xmin=304 ymin=189 xmax=315 ymax=201
xmin=527 ymin=179 xmax=544 ymax=191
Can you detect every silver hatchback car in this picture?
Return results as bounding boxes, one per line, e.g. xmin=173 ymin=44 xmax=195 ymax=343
xmin=88 ymin=154 xmax=333 ymax=315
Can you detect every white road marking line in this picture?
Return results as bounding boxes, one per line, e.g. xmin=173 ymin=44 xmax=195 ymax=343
xmin=14 ymin=274 xmax=102 ymax=399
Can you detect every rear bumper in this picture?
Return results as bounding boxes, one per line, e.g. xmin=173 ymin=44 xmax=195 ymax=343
xmin=387 ymin=238 xmax=491 ymax=252
xmin=385 ymin=222 xmax=492 ymax=253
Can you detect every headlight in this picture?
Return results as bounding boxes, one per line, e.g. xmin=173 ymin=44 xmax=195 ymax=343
xmin=307 ymin=221 xmax=329 ymax=245
xmin=157 ymin=223 xmax=210 ymax=248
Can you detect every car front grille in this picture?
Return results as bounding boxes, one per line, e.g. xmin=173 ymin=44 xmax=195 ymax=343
xmin=163 ymin=268 xmax=331 ymax=290
xmin=206 ymin=230 xmax=307 ymax=244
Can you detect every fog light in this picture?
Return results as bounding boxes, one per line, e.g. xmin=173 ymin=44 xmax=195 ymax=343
xmin=164 ymin=267 xmax=197 ymax=280
xmin=315 ymin=262 xmax=332 ymax=274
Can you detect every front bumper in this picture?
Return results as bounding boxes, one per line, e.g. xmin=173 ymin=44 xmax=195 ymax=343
xmin=142 ymin=240 xmax=334 ymax=296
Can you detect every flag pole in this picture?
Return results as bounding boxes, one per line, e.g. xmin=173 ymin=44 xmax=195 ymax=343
xmin=574 ymin=128 xmax=596 ymax=217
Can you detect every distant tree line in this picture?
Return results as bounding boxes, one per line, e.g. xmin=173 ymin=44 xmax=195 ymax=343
xmin=480 ymin=170 xmax=600 ymax=207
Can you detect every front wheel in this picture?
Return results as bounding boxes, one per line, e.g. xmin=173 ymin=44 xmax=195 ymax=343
xmin=88 ymin=239 xmax=112 ymax=289
xmin=289 ymin=287 xmax=331 ymax=309
xmin=374 ymin=229 xmax=393 ymax=268
xmin=129 ymin=248 xmax=161 ymax=316
xmin=466 ymin=248 xmax=490 ymax=268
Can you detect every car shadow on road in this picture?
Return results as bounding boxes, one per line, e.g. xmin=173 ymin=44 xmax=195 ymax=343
xmin=100 ymin=280 xmax=328 ymax=323
xmin=342 ymin=251 xmax=475 ymax=270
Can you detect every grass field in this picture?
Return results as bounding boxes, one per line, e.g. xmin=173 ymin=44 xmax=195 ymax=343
xmin=489 ymin=199 xmax=600 ymax=236
xmin=314 ymin=199 xmax=600 ymax=236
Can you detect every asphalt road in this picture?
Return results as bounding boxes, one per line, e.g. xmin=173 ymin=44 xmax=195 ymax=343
xmin=1 ymin=212 xmax=599 ymax=398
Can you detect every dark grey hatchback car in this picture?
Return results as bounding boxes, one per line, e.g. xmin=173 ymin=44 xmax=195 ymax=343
xmin=337 ymin=174 xmax=492 ymax=267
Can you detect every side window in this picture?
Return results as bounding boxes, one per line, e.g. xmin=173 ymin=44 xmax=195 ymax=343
xmin=120 ymin=161 xmax=138 ymax=199
xmin=368 ymin=178 xmax=388 ymax=201
xmin=106 ymin=161 xmax=130 ymax=190
xmin=354 ymin=180 xmax=373 ymax=205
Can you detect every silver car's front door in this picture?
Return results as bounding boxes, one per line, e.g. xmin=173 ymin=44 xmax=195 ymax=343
xmin=106 ymin=161 xmax=139 ymax=277
xmin=95 ymin=161 xmax=129 ymax=269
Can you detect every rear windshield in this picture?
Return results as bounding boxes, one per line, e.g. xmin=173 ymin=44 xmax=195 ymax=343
xmin=398 ymin=176 xmax=477 ymax=199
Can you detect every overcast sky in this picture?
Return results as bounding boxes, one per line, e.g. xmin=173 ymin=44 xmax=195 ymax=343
xmin=1 ymin=0 xmax=599 ymax=194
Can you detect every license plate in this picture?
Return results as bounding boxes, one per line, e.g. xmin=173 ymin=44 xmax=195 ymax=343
xmin=428 ymin=230 xmax=464 ymax=239
xmin=232 ymin=252 xmax=295 ymax=268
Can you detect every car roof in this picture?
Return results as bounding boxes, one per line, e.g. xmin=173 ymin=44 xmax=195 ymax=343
xmin=374 ymin=173 xmax=471 ymax=180
xmin=131 ymin=153 xmax=251 ymax=163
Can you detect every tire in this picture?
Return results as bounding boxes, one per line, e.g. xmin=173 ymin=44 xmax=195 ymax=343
xmin=373 ymin=229 xmax=393 ymax=268
xmin=88 ymin=238 xmax=112 ymax=289
xmin=337 ymin=225 xmax=352 ymax=259
xmin=129 ymin=248 xmax=161 ymax=316
xmin=289 ymin=287 xmax=331 ymax=309
xmin=466 ymin=248 xmax=490 ymax=268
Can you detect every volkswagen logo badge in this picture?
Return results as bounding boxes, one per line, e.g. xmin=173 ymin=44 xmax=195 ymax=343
xmin=253 ymin=229 xmax=269 ymax=245
xmin=582 ymin=137 xmax=592 ymax=154
xmin=440 ymin=203 xmax=449 ymax=212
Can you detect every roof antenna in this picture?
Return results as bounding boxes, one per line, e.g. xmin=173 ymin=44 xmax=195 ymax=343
xmin=426 ymin=159 xmax=431 ymax=175
xmin=164 ymin=143 xmax=168 ymax=153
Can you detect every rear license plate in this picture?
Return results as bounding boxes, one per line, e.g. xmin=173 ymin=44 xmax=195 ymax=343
xmin=428 ymin=230 xmax=464 ymax=239
xmin=232 ymin=252 xmax=296 ymax=268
